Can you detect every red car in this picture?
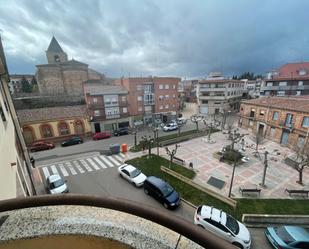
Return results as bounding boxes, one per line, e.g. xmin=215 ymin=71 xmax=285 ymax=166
xmin=92 ymin=131 xmax=111 ymax=140
xmin=30 ymin=141 xmax=55 ymax=152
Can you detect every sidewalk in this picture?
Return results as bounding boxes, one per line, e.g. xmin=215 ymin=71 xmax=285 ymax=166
xmin=145 ymin=129 xmax=308 ymax=199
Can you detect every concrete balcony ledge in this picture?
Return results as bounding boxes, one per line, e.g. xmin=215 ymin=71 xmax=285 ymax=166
xmin=0 ymin=195 xmax=234 ymax=249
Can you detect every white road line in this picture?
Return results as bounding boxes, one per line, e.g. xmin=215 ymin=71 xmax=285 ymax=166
xmin=80 ymin=159 xmax=93 ymax=172
xmin=87 ymin=158 xmax=100 ymax=170
xmin=50 ymin=165 xmax=59 ymax=175
xmin=93 ymin=157 xmax=107 ymax=169
xmin=58 ymin=163 xmax=69 ymax=177
xmin=73 ymin=161 xmax=85 ymax=173
xmin=42 ymin=167 xmax=50 ymax=179
xmin=113 ymin=154 xmax=124 ymax=162
xmin=118 ymin=153 xmax=125 ymax=159
xmin=65 ymin=162 xmax=77 ymax=175
xmin=108 ymin=156 xmax=121 ymax=166
xmin=99 ymin=155 xmax=114 ymax=167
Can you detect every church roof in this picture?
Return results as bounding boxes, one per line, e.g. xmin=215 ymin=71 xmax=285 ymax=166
xmin=47 ymin=36 xmax=64 ymax=53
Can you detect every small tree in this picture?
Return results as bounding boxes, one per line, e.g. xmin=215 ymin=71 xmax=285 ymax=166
xmin=177 ymin=119 xmax=186 ymax=136
xmin=165 ymin=144 xmax=180 ymax=168
xmin=21 ymin=76 xmax=32 ymax=93
xmin=190 ymin=114 xmax=203 ymax=131
xmin=253 ymin=132 xmax=264 ymax=159
xmin=203 ymin=115 xmax=220 ymax=142
xmin=31 ymin=76 xmax=39 ymax=92
xmin=294 ymin=142 xmax=309 ymax=185
xmin=140 ymin=136 xmax=154 ymax=158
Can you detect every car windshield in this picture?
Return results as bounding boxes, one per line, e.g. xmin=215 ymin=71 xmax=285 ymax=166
xmin=226 ymin=215 xmax=239 ymax=235
xmin=276 ymin=227 xmax=296 ymax=245
xmin=161 ymin=183 xmax=174 ymax=197
xmin=131 ymin=168 xmax=141 ymax=178
xmin=50 ymin=179 xmax=65 ymax=189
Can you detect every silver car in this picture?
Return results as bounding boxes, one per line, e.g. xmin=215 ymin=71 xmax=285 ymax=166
xmin=46 ymin=174 xmax=69 ymax=194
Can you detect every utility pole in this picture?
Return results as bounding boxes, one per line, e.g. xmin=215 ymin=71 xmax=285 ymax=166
xmin=228 ymin=154 xmax=237 ymax=198
xmin=260 ymin=151 xmax=269 ymax=187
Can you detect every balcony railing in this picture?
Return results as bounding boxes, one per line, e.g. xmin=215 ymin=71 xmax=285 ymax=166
xmin=0 ymin=195 xmax=234 ymax=249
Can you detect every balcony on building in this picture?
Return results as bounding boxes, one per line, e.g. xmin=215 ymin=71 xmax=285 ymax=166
xmin=0 ymin=195 xmax=234 ymax=249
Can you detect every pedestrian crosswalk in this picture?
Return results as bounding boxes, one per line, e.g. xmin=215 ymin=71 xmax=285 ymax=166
xmin=40 ymin=153 xmax=126 ymax=179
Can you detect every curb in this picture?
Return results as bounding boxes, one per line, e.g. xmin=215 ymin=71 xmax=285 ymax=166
xmin=181 ymin=198 xmax=197 ymax=209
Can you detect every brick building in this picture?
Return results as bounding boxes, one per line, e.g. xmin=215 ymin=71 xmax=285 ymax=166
xmin=260 ymin=62 xmax=309 ymax=96
xmin=239 ymin=96 xmax=309 ymax=150
xmin=114 ymin=77 xmax=180 ymax=124
xmin=83 ymin=80 xmax=130 ymax=133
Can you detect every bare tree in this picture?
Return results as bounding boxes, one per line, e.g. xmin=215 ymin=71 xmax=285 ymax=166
xmin=252 ymin=132 xmax=264 ymax=159
xmin=294 ymin=142 xmax=309 ymax=185
xmin=203 ymin=115 xmax=220 ymax=143
xmin=165 ymin=144 xmax=180 ymax=168
xmin=177 ymin=119 xmax=186 ymax=136
xmin=190 ymin=114 xmax=203 ymax=131
xmin=140 ymin=135 xmax=154 ymax=158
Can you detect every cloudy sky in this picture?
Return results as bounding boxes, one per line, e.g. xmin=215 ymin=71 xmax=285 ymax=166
xmin=1 ymin=0 xmax=309 ymax=78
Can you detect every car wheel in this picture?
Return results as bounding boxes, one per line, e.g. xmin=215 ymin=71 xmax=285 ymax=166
xmin=119 ymin=174 xmax=123 ymax=178
xmin=163 ymin=203 xmax=169 ymax=209
xmin=78 ymin=141 xmax=82 ymax=144
xmin=133 ymin=182 xmax=137 ymax=187
xmin=232 ymin=242 xmax=243 ymax=249
xmin=144 ymin=188 xmax=149 ymax=195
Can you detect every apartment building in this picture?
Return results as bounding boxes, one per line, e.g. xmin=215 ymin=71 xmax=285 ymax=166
xmin=197 ymin=72 xmax=245 ymax=115
xmin=83 ymin=80 xmax=130 ymax=132
xmin=8 ymin=74 xmax=35 ymax=94
xmin=114 ymin=77 xmax=180 ymax=124
xmin=260 ymin=62 xmax=309 ymax=96
xmin=239 ymin=96 xmax=309 ymax=150
xmin=0 ymin=37 xmax=35 ymax=199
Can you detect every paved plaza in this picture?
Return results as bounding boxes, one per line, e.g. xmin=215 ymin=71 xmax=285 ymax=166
xmin=150 ymin=128 xmax=309 ymax=199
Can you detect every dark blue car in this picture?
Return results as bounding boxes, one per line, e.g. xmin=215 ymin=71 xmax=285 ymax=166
xmin=265 ymin=226 xmax=309 ymax=249
xmin=143 ymin=176 xmax=180 ymax=209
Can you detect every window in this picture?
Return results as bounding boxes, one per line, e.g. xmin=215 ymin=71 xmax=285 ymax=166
xmin=279 ymin=81 xmax=287 ymax=86
xmin=201 ymin=100 xmax=208 ymax=104
xmin=214 ymin=102 xmax=221 ymax=105
xmin=94 ymin=110 xmax=100 ymax=116
xmin=138 ymin=106 xmax=143 ymax=112
xmin=137 ymin=96 xmax=143 ymax=101
xmin=260 ymin=110 xmax=265 ymax=116
xmin=58 ymin=122 xmax=70 ymax=135
xmin=277 ymin=91 xmax=285 ymax=96
xmin=172 ymin=104 xmax=175 ymax=108
xmin=270 ymin=127 xmax=276 ymax=137
xmin=173 ymin=84 xmax=176 ymax=89
xmin=296 ymin=91 xmax=301 ymax=96
xmin=173 ymin=94 xmax=176 ymax=98
xmin=272 ymin=111 xmax=279 ymax=121
xmin=298 ymin=81 xmax=303 ymax=86
xmin=159 ymin=84 xmax=163 ymax=89
xmin=123 ymin=107 xmax=127 ymax=113
xmin=93 ymin=97 xmax=97 ymax=103
xmin=302 ymin=116 xmax=309 ymax=127
xmin=250 ymin=109 xmax=255 ymax=118
xmin=299 ymin=69 xmax=307 ymax=76
xmin=165 ymin=104 xmax=169 ymax=109
xmin=159 ymin=105 xmax=163 ymax=110
xmin=74 ymin=120 xmax=84 ymax=134
xmin=136 ymin=85 xmax=143 ymax=91
xmin=249 ymin=120 xmax=253 ymax=127
xmin=122 ymin=96 xmax=126 ymax=102
xmin=297 ymin=136 xmax=305 ymax=148
xmin=266 ymin=82 xmax=273 ymax=86
xmin=159 ymin=95 xmax=163 ymax=100
xmin=41 ymin=124 xmax=53 ymax=138
xmin=165 ymin=84 xmax=169 ymax=89
xmin=285 ymin=113 xmax=293 ymax=127
xmin=165 ymin=95 xmax=169 ymax=99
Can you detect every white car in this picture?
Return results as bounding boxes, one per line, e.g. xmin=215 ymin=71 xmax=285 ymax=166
xmin=194 ymin=205 xmax=251 ymax=249
xmin=118 ymin=164 xmax=147 ymax=187
xmin=46 ymin=174 xmax=69 ymax=194
xmin=163 ymin=123 xmax=178 ymax=132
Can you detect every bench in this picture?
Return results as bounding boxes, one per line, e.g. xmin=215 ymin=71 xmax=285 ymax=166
xmin=285 ymin=189 xmax=309 ymax=197
xmin=239 ymin=187 xmax=261 ymax=196
xmin=173 ymin=156 xmax=185 ymax=165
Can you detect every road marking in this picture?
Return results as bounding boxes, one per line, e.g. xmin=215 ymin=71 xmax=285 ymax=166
xmin=65 ymin=162 xmax=77 ymax=175
xmin=118 ymin=153 xmax=125 ymax=159
xmin=42 ymin=167 xmax=50 ymax=179
xmin=58 ymin=163 xmax=69 ymax=177
xmin=73 ymin=161 xmax=85 ymax=173
xmin=93 ymin=156 xmax=107 ymax=169
xmin=113 ymin=154 xmax=124 ymax=162
xmin=108 ymin=156 xmax=121 ymax=166
xmin=80 ymin=159 xmax=93 ymax=172
xmin=50 ymin=165 xmax=59 ymax=175
xmin=99 ymin=155 xmax=114 ymax=167
xmin=87 ymin=158 xmax=100 ymax=170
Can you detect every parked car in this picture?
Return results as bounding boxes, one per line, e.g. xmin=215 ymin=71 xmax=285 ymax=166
xmin=163 ymin=123 xmax=178 ymax=132
xmin=61 ymin=136 xmax=83 ymax=147
xmin=265 ymin=226 xmax=309 ymax=249
xmin=92 ymin=131 xmax=111 ymax=140
xmin=133 ymin=120 xmax=144 ymax=127
xmin=29 ymin=141 xmax=55 ymax=152
xmin=118 ymin=164 xmax=147 ymax=187
xmin=194 ymin=205 xmax=251 ymax=249
xmin=113 ymin=127 xmax=129 ymax=136
xmin=177 ymin=117 xmax=186 ymax=124
xmin=46 ymin=174 xmax=69 ymax=194
xmin=143 ymin=176 xmax=180 ymax=209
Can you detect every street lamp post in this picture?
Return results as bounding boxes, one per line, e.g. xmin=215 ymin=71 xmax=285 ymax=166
xmin=153 ymin=126 xmax=159 ymax=155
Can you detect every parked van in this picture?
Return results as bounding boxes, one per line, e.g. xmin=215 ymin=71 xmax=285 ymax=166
xmin=143 ymin=176 xmax=180 ymax=209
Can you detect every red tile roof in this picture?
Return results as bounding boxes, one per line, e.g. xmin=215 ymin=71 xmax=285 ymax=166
xmin=241 ymin=96 xmax=309 ymax=113
xmin=273 ymin=62 xmax=309 ymax=79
